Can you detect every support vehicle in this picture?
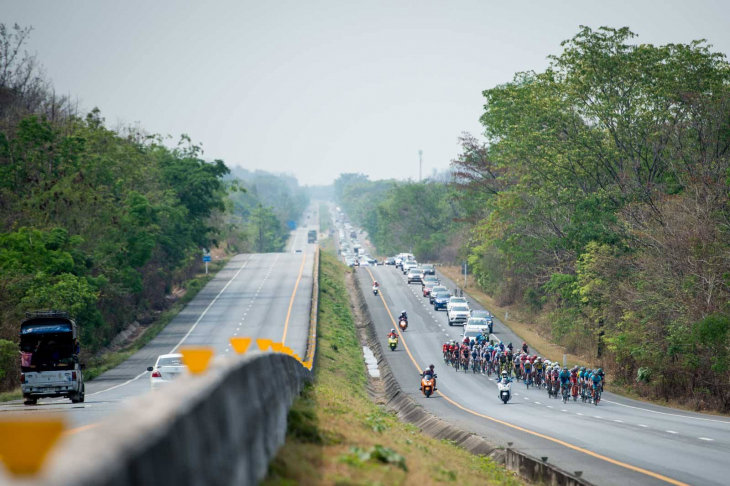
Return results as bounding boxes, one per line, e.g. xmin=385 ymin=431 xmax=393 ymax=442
xmin=19 ymin=311 xmax=85 ymax=405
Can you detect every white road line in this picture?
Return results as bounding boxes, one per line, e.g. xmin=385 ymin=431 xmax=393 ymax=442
xmin=562 ymin=409 xmax=568 ymax=412
xmin=535 ymin=401 xmax=541 ymax=404
xmin=594 ymin=416 xmax=602 ymax=419
xmin=638 ymin=424 xmax=648 ymax=427
xmin=614 ymin=420 xmax=623 ymax=423
xmin=87 ymin=370 xmax=149 ymax=397
xmin=547 ymin=406 xmax=553 ymax=409
xmin=666 ymin=430 xmax=678 ymax=434
xmin=602 ymin=398 xmax=730 ymax=426
xmin=698 ymin=437 xmax=714 ymax=441
xmin=524 ymin=397 xmax=529 ymax=400
xmin=170 ymin=255 xmax=254 ymax=353
xmin=576 ymin=413 xmax=584 ymax=416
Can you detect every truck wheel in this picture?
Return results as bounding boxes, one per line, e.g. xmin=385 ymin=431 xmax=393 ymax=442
xmin=71 ymin=384 xmax=85 ymax=403
xmin=23 ymin=396 xmax=37 ymax=406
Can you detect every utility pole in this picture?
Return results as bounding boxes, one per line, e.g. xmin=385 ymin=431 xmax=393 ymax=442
xmin=418 ymin=150 xmax=423 ymax=182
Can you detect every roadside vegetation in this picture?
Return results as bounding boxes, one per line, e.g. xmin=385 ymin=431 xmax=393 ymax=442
xmin=338 ymin=26 xmax=730 ymax=413
xmin=0 ymin=24 xmax=308 ymax=393
xmin=264 ymin=252 xmax=520 ymax=485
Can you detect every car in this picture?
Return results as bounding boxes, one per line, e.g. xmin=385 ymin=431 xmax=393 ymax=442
xmin=421 ymin=276 xmax=440 ymax=296
xmin=407 ymin=268 xmax=424 ymax=284
xmin=462 ymin=328 xmax=483 ymax=343
xmin=402 ymin=260 xmax=418 ymax=274
xmin=465 ymin=317 xmax=492 ymax=335
xmin=430 ymin=285 xmax=448 ymax=303
xmin=359 ymin=259 xmax=370 ymax=267
xmin=421 ymin=263 xmax=436 ymax=276
xmin=384 ymin=257 xmax=396 ymax=265
xmin=148 ymin=353 xmax=186 ymax=391
xmin=433 ymin=291 xmax=451 ymax=311
xmin=447 ymin=304 xmax=470 ymax=325
xmin=447 ymin=296 xmax=469 ymax=313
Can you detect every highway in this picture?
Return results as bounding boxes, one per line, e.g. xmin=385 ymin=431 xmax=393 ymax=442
xmin=0 ymin=205 xmax=320 ymax=436
xmin=355 ymin=262 xmax=730 ymax=486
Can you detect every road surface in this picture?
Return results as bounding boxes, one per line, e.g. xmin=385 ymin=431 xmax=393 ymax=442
xmin=355 ymin=262 xmax=730 ymax=486
xmin=0 ymin=205 xmax=319 ymax=438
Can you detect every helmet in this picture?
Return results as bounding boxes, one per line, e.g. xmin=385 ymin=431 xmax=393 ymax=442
xmin=429 ymin=364 xmax=435 ymax=370
xmin=402 ymin=310 xmax=406 ymax=314
xmin=598 ymin=368 xmax=603 ymax=374
xmin=533 ymin=355 xmax=538 ymax=360
xmin=391 ymin=329 xmax=395 ymax=333
xmin=580 ymin=366 xmax=586 ymax=372
xmin=501 ymin=371 xmax=508 ymax=377
xmin=522 ymin=342 xmax=527 ymax=346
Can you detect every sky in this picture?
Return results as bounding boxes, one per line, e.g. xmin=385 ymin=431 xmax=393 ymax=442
xmin=3 ymin=0 xmax=730 ymax=185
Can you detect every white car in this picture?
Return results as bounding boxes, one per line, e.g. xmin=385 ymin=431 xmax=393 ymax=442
xmin=402 ymin=261 xmax=418 ymax=274
xmin=147 ymin=353 xmax=186 ymax=391
xmin=446 ymin=296 xmax=469 ymax=313
xmin=447 ymin=304 xmax=471 ymax=326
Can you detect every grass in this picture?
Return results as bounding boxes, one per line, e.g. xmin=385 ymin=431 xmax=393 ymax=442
xmin=0 ymin=258 xmax=230 ymax=402
xmin=263 ymin=252 xmax=521 ymax=485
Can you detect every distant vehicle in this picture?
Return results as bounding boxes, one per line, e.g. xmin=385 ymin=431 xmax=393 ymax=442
xmin=465 ymin=317 xmax=492 ymax=335
xmin=447 ymin=304 xmax=470 ymax=326
xmin=350 ymin=230 xmax=357 ymax=238
xmin=384 ymin=257 xmax=396 ymax=265
xmin=295 ymin=249 xmax=302 ymax=253
xmin=407 ymin=268 xmax=424 ymax=284
xmin=447 ymin=296 xmax=469 ymax=313
xmin=430 ymin=285 xmax=448 ymax=304
xmin=20 ymin=311 xmax=86 ymax=405
xmin=421 ymin=264 xmax=436 ymax=276
xmin=147 ymin=354 xmax=186 ymax=391
xmin=402 ymin=261 xmax=418 ymax=274
xmin=307 ymin=230 xmax=317 ymax=244
xmin=421 ymin=277 xmax=440 ymax=297
xmin=433 ymin=292 xmax=451 ymax=311
xmin=470 ymin=310 xmax=494 ymax=331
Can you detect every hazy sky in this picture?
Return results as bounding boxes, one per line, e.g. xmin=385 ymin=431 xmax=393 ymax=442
xmin=4 ymin=0 xmax=730 ymax=185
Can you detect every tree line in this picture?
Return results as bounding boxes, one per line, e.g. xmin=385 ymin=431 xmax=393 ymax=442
xmin=337 ymin=27 xmax=730 ymax=411
xmin=0 ymin=24 xmax=307 ymax=391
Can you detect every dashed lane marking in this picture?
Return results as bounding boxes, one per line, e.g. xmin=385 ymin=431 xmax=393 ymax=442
xmin=363 ymin=267 xmax=688 ymax=486
xmin=698 ymin=438 xmax=714 ymax=441
xmin=666 ymin=430 xmax=678 ymax=434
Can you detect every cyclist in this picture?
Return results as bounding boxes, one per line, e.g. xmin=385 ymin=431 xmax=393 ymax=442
xmin=524 ymin=358 xmax=533 ymax=385
xmin=591 ymin=369 xmax=603 ymax=402
xmin=442 ymin=341 xmax=450 ymax=361
xmin=522 ymin=341 xmax=528 ymax=354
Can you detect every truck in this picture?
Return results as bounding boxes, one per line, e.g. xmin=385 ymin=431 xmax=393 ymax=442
xmin=307 ymin=230 xmax=317 ymax=244
xmin=19 ymin=311 xmax=85 ymax=405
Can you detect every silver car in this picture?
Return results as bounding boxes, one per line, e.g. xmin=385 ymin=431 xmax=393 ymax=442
xmin=147 ymin=353 xmax=186 ymax=391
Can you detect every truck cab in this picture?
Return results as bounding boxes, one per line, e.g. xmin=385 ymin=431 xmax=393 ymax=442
xmin=19 ymin=311 xmax=85 ymax=405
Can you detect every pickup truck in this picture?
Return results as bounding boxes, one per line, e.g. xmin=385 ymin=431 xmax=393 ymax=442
xmin=19 ymin=311 xmax=85 ymax=405
xmin=447 ymin=304 xmax=471 ymax=326
xmin=407 ymin=268 xmax=424 ymax=284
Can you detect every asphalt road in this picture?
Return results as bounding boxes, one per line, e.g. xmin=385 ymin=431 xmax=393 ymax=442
xmin=0 ymin=205 xmax=319 ymax=437
xmin=356 ymin=264 xmax=730 ymax=486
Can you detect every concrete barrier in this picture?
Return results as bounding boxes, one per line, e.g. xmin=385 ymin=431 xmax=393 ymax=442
xmin=15 ymin=352 xmax=312 ymax=486
xmin=505 ymin=448 xmax=594 ymax=486
xmin=2 ymin=250 xmax=322 ymax=486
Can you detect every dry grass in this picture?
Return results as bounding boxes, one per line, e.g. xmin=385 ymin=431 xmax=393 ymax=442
xmin=263 ymin=253 xmax=522 ymax=486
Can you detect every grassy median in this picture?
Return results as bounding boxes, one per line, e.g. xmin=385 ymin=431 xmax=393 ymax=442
xmin=264 ymin=252 xmax=520 ymax=485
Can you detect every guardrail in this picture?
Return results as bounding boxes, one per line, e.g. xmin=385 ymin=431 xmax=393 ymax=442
xmin=0 ymin=249 xmax=322 ymax=486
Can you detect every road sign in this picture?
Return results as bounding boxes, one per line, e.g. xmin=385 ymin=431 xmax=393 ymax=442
xmin=203 ymin=255 xmax=211 ymax=262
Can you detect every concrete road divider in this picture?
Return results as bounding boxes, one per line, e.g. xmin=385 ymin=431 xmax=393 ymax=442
xmin=2 ymin=352 xmax=313 ymax=486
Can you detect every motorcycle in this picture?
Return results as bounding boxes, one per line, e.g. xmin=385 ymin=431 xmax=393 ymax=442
xmin=498 ymin=380 xmax=512 ymax=404
xmin=388 ymin=337 xmax=398 ymax=351
xmin=399 ymin=318 xmax=408 ymax=331
xmin=421 ymin=373 xmax=437 ymax=398
xmin=373 ymin=286 xmax=379 ymax=296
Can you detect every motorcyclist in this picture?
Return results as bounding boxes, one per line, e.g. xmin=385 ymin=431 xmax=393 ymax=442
xmin=420 ymin=364 xmax=437 ymax=390
xmin=399 ymin=311 xmax=408 ymax=322
xmin=373 ymin=281 xmax=380 ymax=288
xmin=500 ymin=370 xmax=512 ymax=384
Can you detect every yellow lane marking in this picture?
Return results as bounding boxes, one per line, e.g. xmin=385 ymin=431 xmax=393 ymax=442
xmin=282 ymin=252 xmax=307 ymax=345
xmin=363 ymin=268 xmax=687 ymax=486
xmin=62 ymin=423 xmax=99 ymax=436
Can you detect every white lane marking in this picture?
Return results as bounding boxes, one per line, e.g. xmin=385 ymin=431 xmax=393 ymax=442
xmin=666 ymin=430 xmax=678 ymax=434
xmin=562 ymin=409 xmax=568 ymax=412
xmin=614 ymin=420 xmax=623 ymax=423
xmin=524 ymin=397 xmax=529 ymax=400
xmin=602 ymin=398 xmax=730 ymax=426
xmin=87 ymin=370 xmax=149 ymax=397
xmin=535 ymin=401 xmax=541 ymax=405
xmin=594 ymin=416 xmax=602 ymax=419
xmin=576 ymin=413 xmax=584 ymax=416
xmin=170 ymin=255 xmax=254 ymax=353
xmin=638 ymin=424 xmax=648 ymax=428
xmin=698 ymin=437 xmax=714 ymax=441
